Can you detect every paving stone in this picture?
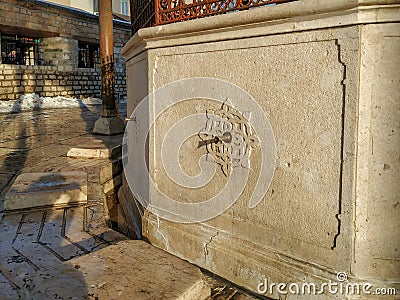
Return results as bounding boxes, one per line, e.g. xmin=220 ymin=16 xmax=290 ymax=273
xmin=63 ymin=207 xmax=109 ymax=252
xmin=23 ymin=240 xmax=211 ymax=300
xmin=102 ymin=174 xmax=122 ymax=197
xmin=0 ymin=106 xmax=126 ymax=198
xmin=0 ymin=271 xmax=19 ymax=300
xmin=10 ymin=212 xmax=63 ymax=271
xmin=0 ymin=204 xmax=129 ymax=300
xmin=0 ymin=249 xmax=37 ymax=288
xmin=85 ymin=204 xmax=127 ymax=244
xmin=37 ymin=209 xmax=87 ymax=261
xmin=0 ymin=174 xmax=15 ymax=202
xmin=202 ymin=271 xmax=262 ymax=300
xmin=99 ymin=159 xmax=123 ymax=183
xmin=0 ymin=147 xmax=26 ymax=156
xmin=4 ymin=172 xmax=87 ymax=211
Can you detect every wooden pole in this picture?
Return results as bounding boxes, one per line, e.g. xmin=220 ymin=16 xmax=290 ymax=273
xmin=99 ymin=0 xmax=117 ymax=117
xmin=93 ymin=0 xmax=125 ymax=135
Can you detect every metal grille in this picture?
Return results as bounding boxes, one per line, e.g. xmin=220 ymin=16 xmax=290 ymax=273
xmin=1 ymin=34 xmax=41 ymax=66
xmin=130 ymin=0 xmax=155 ymax=34
xmin=78 ymin=42 xmax=100 ymax=69
xmin=155 ymin=0 xmax=295 ymax=25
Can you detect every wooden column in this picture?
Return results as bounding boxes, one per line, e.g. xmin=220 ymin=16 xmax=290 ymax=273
xmin=93 ymin=0 xmax=125 ymax=135
xmin=99 ymin=0 xmax=117 ymax=116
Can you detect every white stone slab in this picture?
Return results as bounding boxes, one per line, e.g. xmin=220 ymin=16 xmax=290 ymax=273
xmin=23 ymin=240 xmax=210 ymax=300
xmin=4 ymin=172 xmax=87 ymax=211
xmin=67 ymin=141 xmax=121 ymax=159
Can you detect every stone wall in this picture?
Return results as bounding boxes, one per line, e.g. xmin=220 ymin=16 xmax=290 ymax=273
xmin=40 ymin=37 xmax=79 ymax=69
xmin=0 ymin=0 xmax=131 ymax=101
xmin=0 ymin=0 xmax=129 ymax=47
xmin=0 ymin=65 xmax=126 ymax=100
xmin=122 ymin=0 xmax=400 ymax=299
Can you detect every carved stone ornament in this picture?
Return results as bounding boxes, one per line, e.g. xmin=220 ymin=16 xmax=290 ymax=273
xmin=199 ymin=101 xmax=259 ymax=176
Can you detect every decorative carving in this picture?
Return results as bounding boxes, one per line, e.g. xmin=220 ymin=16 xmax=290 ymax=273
xmin=199 ymin=101 xmax=258 ymax=176
xmin=155 ymin=0 xmax=294 ymax=26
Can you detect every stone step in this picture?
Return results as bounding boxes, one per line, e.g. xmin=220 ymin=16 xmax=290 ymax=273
xmin=67 ymin=144 xmax=121 ymax=159
xmin=4 ymin=171 xmax=87 ymax=211
xmin=66 ymin=135 xmax=123 ymax=159
xmin=23 ymin=240 xmax=211 ymax=300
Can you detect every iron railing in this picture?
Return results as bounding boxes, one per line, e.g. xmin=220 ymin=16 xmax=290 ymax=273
xmin=155 ymin=0 xmax=295 ymax=26
xmin=130 ymin=0 xmax=155 ymax=34
xmin=130 ymin=0 xmax=295 ymax=34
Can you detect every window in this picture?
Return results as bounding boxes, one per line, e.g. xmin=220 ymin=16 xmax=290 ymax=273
xmin=93 ymin=0 xmax=98 ymax=14
xmin=78 ymin=42 xmax=100 ymax=68
xmin=121 ymin=0 xmax=128 ymax=15
xmin=1 ymin=34 xmax=41 ymax=66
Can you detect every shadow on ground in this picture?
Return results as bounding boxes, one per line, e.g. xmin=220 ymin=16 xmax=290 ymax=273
xmin=0 ymin=99 xmax=127 ymax=299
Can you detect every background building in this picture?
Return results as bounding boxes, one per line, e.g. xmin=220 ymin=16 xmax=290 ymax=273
xmin=0 ymin=0 xmax=131 ymax=101
xmin=43 ymin=0 xmax=131 ymax=16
